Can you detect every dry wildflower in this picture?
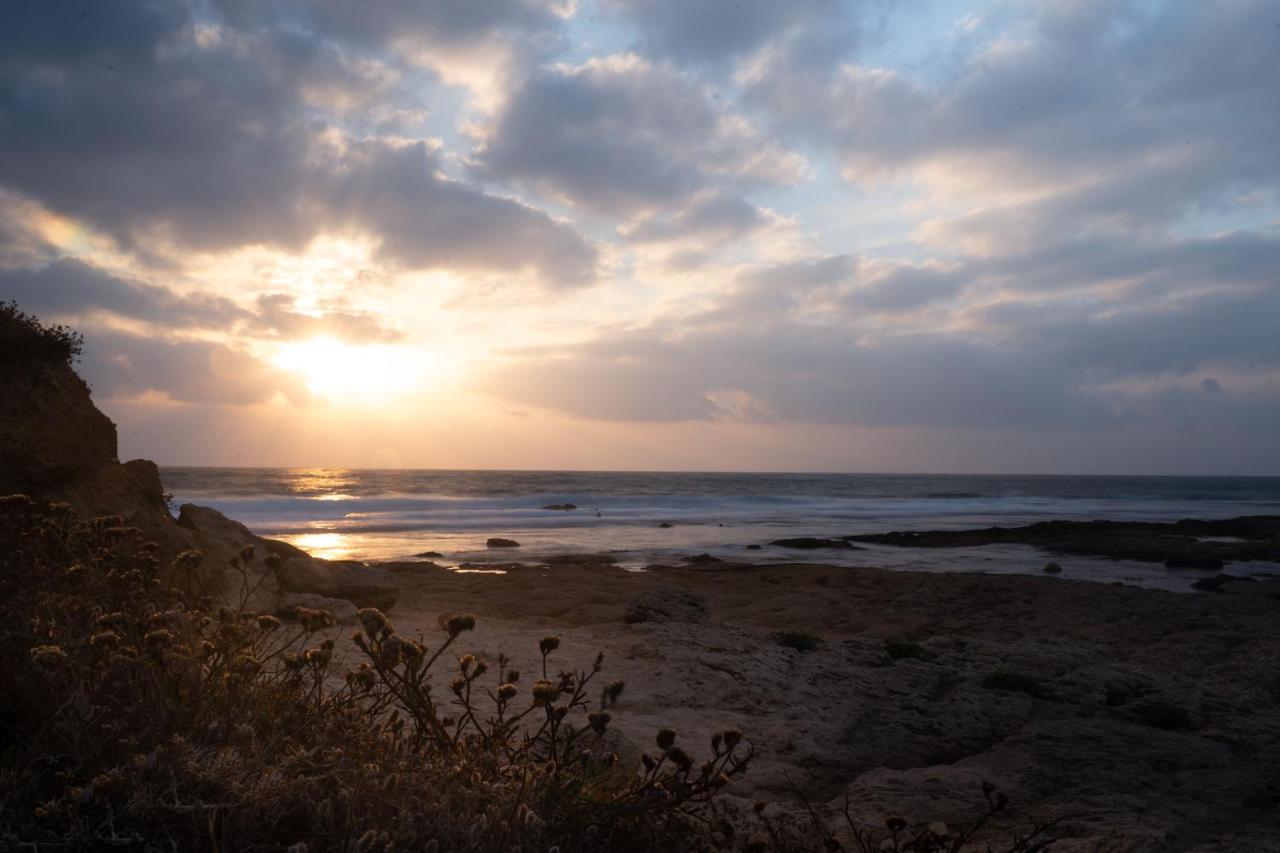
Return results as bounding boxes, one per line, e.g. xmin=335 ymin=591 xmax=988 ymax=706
xmin=459 ymin=653 xmax=476 ymax=674
xmin=602 ymin=678 xmax=625 ymax=707
xmin=359 ymin=608 xmax=388 ymax=637
xmin=531 ymin=679 xmax=559 ymax=704
xmin=497 ymin=682 xmax=518 ymax=702
xmin=588 ymin=711 xmax=610 ymax=735
xmin=444 ymin=613 xmax=476 ymax=637
xmin=30 ymin=644 xmax=67 ymax=667
xmin=505 ymin=668 xmax=520 ymax=683
xmin=255 ymin=614 xmax=281 ymax=632
xmin=144 ymin=629 xmax=174 ymax=649
xmin=450 ymin=675 xmax=467 ymax=695
xmin=723 ymin=729 xmax=743 ymax=750
xmin=380 ymin=635 xmax=404 ymax=667
xmin=89 ymin=630 xmax=121 ymax=650
xmin=656 ymin=728 xmax=677 ymax=750
xmin=539 ymin=635 xmax=560 ymax=655
xmin=667 ymin=746 xmax=693 ymax=772
xmin=238 ymin=544 xmax=255 ymax=562
xmin=174 ymin=550 xmax=202 ymax=571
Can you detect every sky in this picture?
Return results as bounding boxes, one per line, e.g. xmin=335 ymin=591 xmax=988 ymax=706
xmin=1 ymin=0 xmax=1278 ymax=474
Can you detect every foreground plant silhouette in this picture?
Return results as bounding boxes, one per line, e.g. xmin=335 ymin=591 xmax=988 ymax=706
xmin=0 ymin=495 xmax=761 ymax=851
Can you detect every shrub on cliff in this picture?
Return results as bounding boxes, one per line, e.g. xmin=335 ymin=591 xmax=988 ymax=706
xmin=0 ymin=301 xmax=83 ymax=366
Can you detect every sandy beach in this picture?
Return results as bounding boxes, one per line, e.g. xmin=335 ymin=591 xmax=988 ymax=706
xmin=322 ymin=552 xmax=1280 ymax=850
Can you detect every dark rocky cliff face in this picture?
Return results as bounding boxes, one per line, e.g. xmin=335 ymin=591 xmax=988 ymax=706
xmin=0 ymin=334 xmax=397 ymax=613
xmin=0 ymin=359 xmax=119 ymax=493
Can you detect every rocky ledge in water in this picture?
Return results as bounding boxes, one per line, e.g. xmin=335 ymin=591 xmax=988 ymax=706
xmin=846 ymin=516 xmax=1280 ymax=571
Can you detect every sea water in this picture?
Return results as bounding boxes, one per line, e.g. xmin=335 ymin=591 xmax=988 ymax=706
xmin=161 ymin=469 xmax=1280 ymax=592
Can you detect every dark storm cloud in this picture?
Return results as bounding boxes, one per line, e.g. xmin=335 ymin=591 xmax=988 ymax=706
xmin=473 ymin=57 xmax=800 ymax=216
xmin=80 ymin=330 xmax=311 ymax=406
xmin=0 ymin=0 xmax=595 ymax=285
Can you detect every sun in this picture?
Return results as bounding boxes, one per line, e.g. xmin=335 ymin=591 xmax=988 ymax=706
xmin=272 ymin=337 xmax=423 ymax=403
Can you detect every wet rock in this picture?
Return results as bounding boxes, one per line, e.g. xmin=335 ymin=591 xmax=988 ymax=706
xmin=745 ymin=544 xmax=763 ymax=550
xmin=770 ymin=537 xmax=858 ymax=550
xmin=683 ymin=553 xmax=724 ymax=565
xmin=542 ymin=503 xmax=577 ymax=511
xmin=1191 ymin=574 xmax=1250 ymax=592
xmin=487 ymin=537 xmax=520 ymax=548
xmin=848 ymin=516 xmax=1280 ymax=567
xmin=658 ymin=522 xmax=674 ymax=528
xmin=624 ymin=589 xmax=709 ymax=624
xmin=415 ymin=550 xmax=443 ymax=558
xmin=1043 ymin=561 xmax=1063 ymax=574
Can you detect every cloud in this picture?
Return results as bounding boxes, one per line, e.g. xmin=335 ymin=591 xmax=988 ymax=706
xmin=604 ymin=0 xmax=853 ymax=65
xmin=0 ymin=259 xmax=248 ymax=329
xmin=621 ymin=194 xmax=770 ymax=243
xmin=473 ymin=54 xmax=804 ymax=217
xmin=0 ymin=1 xmax=595 ymax=286
xmin=0 ymin=258 xmax=406 ymax=343
xmin=741 ymin=0 xmax=1280 ymax=277
xmin=81 ymin=330 xmax=311 ymax=406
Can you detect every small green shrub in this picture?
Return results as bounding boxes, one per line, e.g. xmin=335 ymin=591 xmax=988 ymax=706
xmin=0 ymin=301 xmax=83 ymax=366
xmin=981 ymin=670 xmax=1048 ymax=699
xmin=774 ymin=630 xmax=822 ymax=653
xmin=885 ymin=639 xmax=929 ymax=661
xmin=1134 ymin=700 xmax=1193 ymax=730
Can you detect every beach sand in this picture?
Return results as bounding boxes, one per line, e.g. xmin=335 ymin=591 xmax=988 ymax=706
xmin=324 ymin=556 xmax=1280 ymax=850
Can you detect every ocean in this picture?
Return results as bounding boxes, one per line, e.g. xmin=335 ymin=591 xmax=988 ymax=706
xmin=161 ymin=469 xmax=1280 ymax=592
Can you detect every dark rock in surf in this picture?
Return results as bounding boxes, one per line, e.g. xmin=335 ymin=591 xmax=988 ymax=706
xmin=1043 ymin=562 xmax=1063 ymax=574
xmin=487 ymin=537 xmax=520 ymax=548
xmin=771 ymin=537 xmax=858 ymax=550
xmin=543 ymin=503 xmax=577 ymax=511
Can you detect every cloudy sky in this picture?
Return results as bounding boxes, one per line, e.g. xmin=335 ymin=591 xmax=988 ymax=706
xmin=2 ymin=0 xmax=1278 ymax=473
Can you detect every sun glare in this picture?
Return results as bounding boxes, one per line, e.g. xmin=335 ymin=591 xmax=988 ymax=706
xmin=273 ymin=337 xmax=422 ymax=403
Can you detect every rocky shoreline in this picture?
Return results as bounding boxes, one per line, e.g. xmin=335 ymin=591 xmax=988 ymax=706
xmin=7 ymin=354 xmax=1280 ymax=850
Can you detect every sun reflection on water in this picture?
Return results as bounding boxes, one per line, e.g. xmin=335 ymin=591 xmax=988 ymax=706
xmin=288 ymin=532 xmax=355 ymax=560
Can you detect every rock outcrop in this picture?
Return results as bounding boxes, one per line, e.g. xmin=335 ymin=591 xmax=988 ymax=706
xmin=623 ymin=589 xmax=709 ymax=624
xmin=277 ymin=555 xmax=400 ymax=611
xmin=0 ymin=331 xmax=399 ymax=615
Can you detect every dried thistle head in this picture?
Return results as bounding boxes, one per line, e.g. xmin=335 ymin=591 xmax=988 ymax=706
xmin=359 ymin=608 xmax=388 ymax=637
xmin=666 ymin=746 xmax=693 ymax=772
xmin=238 ymin=544 xmax=255 ymax=562
xmin=30 ymin=644 xmax=67 ymax=667
xmin=655 ymin=728 xmax=676 ymax=750
xmin=539 ymin=635 xmax=560 ymax=655
xmin=497 ymin=682 xmax=518 ymax=702
xmin=723 ymin=729 xmax=743 ymax=750
xmin=531 ymin=679 xmax=559 ymax=704
xmin=459 ymin=653 xmax=476 ymax=674
xmin=588 ymin=711 xmax=611 ymax=735
xmin=255 ymin=614 xmax=281 ymax=632
xmin=444 ymin=613 xmax=476 ymax=637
